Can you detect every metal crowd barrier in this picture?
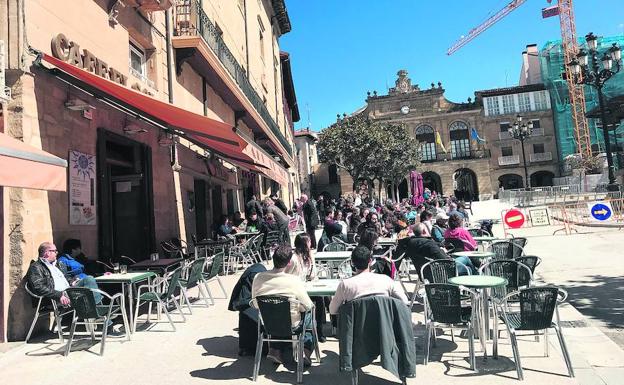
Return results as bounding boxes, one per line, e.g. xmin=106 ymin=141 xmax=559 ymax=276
xmin=499 ymin=185 xmax=622 ymax=207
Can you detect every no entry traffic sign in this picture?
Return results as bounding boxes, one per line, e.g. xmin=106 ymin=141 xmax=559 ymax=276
xmin=504 ymin=209 xmax=525 ymax=229
xmin=589 ymin=202 xmax=613 ymax=221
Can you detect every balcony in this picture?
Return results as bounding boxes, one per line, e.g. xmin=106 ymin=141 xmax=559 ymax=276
xmin=421 ymin=149 xmax=491 ymax=163
xmin=498 ymin=155 xmax=520 ymax=166
xmin=498 ymin=127 xmax=544 ymax=140
xmin=530 ymin=152 xmax=553 ymax=163
xmin=173 ymin=0 xmax=292 ymax=158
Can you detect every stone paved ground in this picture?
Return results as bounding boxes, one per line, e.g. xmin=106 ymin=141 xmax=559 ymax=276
xmin=2 ymin=199 xmax=623 ymax=385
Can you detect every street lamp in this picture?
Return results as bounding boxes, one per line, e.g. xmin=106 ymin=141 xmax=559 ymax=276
xmin=568 ymin=32 xmax=622 ymax=191
xmin=508 ymin=114 xmax=534 ymax=189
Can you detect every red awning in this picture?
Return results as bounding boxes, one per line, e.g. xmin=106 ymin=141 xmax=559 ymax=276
xmin=0 ymin=132 xmax=67 ymax=191
xmin=40 ymin=53 xmax=259 ymax=165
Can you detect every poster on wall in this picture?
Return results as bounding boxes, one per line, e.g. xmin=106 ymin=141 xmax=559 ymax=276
xmin=69 ymin=150 xmax=96 ymax=225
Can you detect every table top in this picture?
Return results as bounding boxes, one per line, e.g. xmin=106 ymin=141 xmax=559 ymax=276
xmin=95 ymin=271 xmax=156 ymax=283
xmin=195 ymin=238 xmax=232 ymax=246
xmin=314 ymin=251 xmax=351 ymax=261
xmin=129 ymin=258 xmax=182 ymax=268
xmin=452 ymin=251 xmax=496 ymax=259
xmin=473 ymin=236 xmax=498 ymax=242
xmin=378 ymin=237 xmax=397 ymax=245
xmin=305 ymin=279 xmax=341 ymax=296
xmin=448 ymin=275 xmax=508 ymax=288
xmin=234 ymin=231 xmax=260 ymax=237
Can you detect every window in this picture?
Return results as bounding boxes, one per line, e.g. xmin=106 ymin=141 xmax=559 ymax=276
xmin=415 ymin=124 xmax=437 ymax=161
xmin=533 ymin=143 xmax=545 ymax=153
xmin=518 ymin=92 xmax=531 ymax=112
xmin=129 ymin=41 xmax=146 ymax=78
xmin=499 ymin=122 xmax=511 ymax=132
xmin=530 ymin=119 xmax=541 ymax=129
xmin=258 ymin=17 xmax=265 ymax=63
xmin=485 ymin=97 xmax=500 ymax=116
xmin=449 ymin=121 xmax=470 ymax=159
xmin=501 ymin=146 xmax=513 ymax=156
xmin=534 ymin=90 xmax=549 ymax=110
xmin=502 ymin=94 xmax=515 ymax=115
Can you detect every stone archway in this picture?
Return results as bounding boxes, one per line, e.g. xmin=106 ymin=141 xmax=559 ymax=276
xmin=530 ymin=170 xmax=555 ymax=187
xmin=422 ymin=171 xmax=443 ymax=195
xmin=499 ymin=173 xmax=524 ymax=190
xmin=454 ymin=168 xmax=479 ymax=201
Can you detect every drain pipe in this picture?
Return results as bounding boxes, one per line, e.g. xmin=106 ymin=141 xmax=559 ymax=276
xmin=165 ymin=8 xmax=177 ymax=167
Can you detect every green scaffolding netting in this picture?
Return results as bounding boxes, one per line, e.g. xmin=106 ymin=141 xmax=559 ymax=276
xmin=540 ymin=35 xmax=624 ymax=165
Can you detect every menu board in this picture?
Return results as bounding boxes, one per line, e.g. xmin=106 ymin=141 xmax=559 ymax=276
xmin=69 ymin=150 xmax=96 ymax=225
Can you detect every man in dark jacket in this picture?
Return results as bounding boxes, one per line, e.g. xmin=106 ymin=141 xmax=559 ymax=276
xmin=271 ymin=193 xmax=289 ymax=215
xmin=245 ymin=195 xmax=264 ymax=219
xmin=301 ymin=194 xmax=319 ymax=248
xmin=27 ymin=242 xmax=71 ymax=306
xmin=264 ymin=198 xmax=290 ymax=244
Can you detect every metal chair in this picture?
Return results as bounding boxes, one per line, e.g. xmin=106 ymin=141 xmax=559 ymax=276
xmin=488 ymin=240 xmax=525 ymax=260
xmin=202 ymin=252 xmax=228 ymax=304
xmin=251 ymin=296 xmax=319 ymax=383
xmin=133 ymin=267 xmax=185 ymax=332
xmin=64 ymin=287 xmax=131 ymax=356
xmin=323 ymin=242 xmax=347 ymax=252
xmin=424 ymin=283 xmax=477 ymax=370
xmin=337 ymin=259 xmax=354 ymax=279
xmin=24 ymin=283 xmax=74 ymax=343
xmin=178 ymin=258 xmax=212 ymax=313
xmin=468 ymin=228 xmax=492 ymax=237
xmin=443 ymin=237 xmax=465 ymax=253
xmin=413 ymin=259 xmax=470 ymax=309
xmin=263 ymin=231 xmax=282 ymax=259
xmin=514 ymin=255 xmax=542 ymax=287
xmin=496 ymin=287 xmax=574 ymax=380
xmin=479 ymin=260 xmax=534 ymax=304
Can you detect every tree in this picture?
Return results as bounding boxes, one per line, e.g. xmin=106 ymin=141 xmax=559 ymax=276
xmin=317 ymin=114 xmax=421 ymax=198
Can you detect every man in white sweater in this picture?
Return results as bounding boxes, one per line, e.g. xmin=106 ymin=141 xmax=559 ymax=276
xmin=252 ymin=245 xmax=314 ymax=365
xmin=329 ymin=245 xmax=409 ymax=314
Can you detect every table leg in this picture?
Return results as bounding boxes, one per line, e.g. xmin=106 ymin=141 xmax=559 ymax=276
xmin=481 ymin=288 xmax=489 ymax=358
xmin=126 ymin=283 xmax=133 ymax=334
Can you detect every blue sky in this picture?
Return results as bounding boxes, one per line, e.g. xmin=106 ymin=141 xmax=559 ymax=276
xmin=280 ymin=0 xmax=624 ymax=131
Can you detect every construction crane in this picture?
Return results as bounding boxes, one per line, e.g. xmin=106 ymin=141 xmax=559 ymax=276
xmin=447 ymin=0 xmax=592 ymax=160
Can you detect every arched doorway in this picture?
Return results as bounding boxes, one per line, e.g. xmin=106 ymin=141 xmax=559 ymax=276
xmin=454 ymin=168 xmax=479 ymax=201
xmin=499 ymin=174 xmax=524 ymax=189
xmin=449 ymin=121 xmax=471 ymax=159
xmin=422 ymin=171 xmax=443 ymax=195
xmin=530 ymin=171 xmax=555 ymax=187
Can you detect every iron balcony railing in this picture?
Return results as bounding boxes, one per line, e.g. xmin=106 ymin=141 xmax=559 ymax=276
xmin=421 ymin=149 xmax=491 ymax=163
xmin=498 ymin=127 xmax=545 ymax=140
xmin=174 ymin=0 xmax=292 ymax=157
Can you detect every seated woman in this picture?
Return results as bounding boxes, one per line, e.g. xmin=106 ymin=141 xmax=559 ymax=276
xmin=359 ymin=228 xmax=395 ymax=279
xmin=317 ymin=208 xmax=343 ymax=251
xmin=443 ymin=214 xmax=477 ymax=251
xmin=216 ymin=214 xmax=237 ymax=238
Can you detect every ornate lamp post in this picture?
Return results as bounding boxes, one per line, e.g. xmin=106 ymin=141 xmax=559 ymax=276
xmin=568 ymin=32 xmax=622 ymax=191
xmin=508 ymin=114 xmax=533 ymax=189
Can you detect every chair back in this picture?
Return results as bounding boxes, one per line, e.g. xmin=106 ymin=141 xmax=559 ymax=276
xmin=468 ymin=228 xmax=491 ymax=237
xmin=517 ymin=287 xmax=559 ymax=330
xmin=323 ymin=242 xmax=347 ymax=252
xmin=479 ymin=260 xmax=533 ymax=301
xmin=337 ymin=259 xmax=353 ymax=279
xmin=264 ymin=231 xmax=281 ymax=248
xmin=165 ymin=268 xmax=183 ymax=298
xmin=509 ymin=237 xmax=527 ymax=254
xmin=443 ymin=237 xmax=465 ymax=253
xmin=207 ymin=252 xmax=224 ymax=279
xmin=420 ymin=259 xmax=457 ymax=283
xmin=489 ymin=240 xmax=523 ymax=260
xmin=514 ymin=255 xmax=541 ymax=286
xmin=425 ymin=283 xmax=465 ymax=324
xmin=346 ymin=232 xmax=357 ymax=243
xmin=254 ymin=295 xmax=298 ymax=336
xmin=24 ymin=283 xmax=43 ymax=300
xmin=184 ymin=258 xmax=206 ymax=288
xmin=65 ymin=287 xmax=99 ymax=319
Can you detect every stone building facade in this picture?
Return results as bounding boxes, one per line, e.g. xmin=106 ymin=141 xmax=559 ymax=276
xmin=0 ymin=0 xmax=300 ymax=341
xmin=314 ymin=70 xmax=560 ymax=201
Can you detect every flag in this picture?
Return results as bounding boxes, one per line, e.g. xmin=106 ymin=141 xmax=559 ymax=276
xmin=471 ymin=127 xmax=486 ymax=143
xmin=542 ymin=5 xmax=559 ymax=19
xmin=435 ymin=131 xmax=447 ymax=153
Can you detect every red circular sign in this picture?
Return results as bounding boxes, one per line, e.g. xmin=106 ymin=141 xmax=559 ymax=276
xmin=504 ymin=209 xmax=525 ymax=229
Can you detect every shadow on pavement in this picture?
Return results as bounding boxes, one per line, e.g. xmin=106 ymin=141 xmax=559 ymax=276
xmin=564 ymin=274 xmax=624 ymax=329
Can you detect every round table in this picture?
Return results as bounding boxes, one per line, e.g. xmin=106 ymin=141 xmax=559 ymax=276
xmin=448 ymin=275 xmax=508 ymax=358
xmin=451 ymin=251 xmax=495 ymax=259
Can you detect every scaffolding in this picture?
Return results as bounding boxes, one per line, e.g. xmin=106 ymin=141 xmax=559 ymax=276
xmin=540 ymin=35 xmax=624 ymax=162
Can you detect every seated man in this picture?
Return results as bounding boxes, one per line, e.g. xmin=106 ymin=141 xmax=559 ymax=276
xmin=27 ymin=241 xmax=102 ymax=306
xmin=251 ymin=245 xmax=315 ymax=365
xmin=329 ymin=246 xmax=409 ymax=315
